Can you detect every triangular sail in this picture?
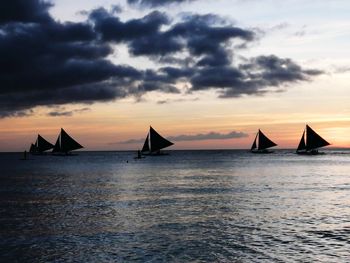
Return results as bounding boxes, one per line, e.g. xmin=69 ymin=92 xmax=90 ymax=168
xmin=141 ymin=134 xmax=150 ymax=153
xmin=60 ymin=128 xmax=83 ymax=152
xmin=149 ymin=126 xmax=173 ymax=152
xmin=306 ymin=125 xmax=330 ymax=150
xmin=251 ymin=132 xmax=258 ymax=150
xmin=297 ymin=130 xmax=306 ymax=151
xmin=258 ymin=130 xmax=277 ymax=150
xmin=52 ymin=136 xmax=61 ymax=153
xmin=36 ymin=134 xmax=54 ymax=153
xmin=52 ymin=128 xmax=83 ymax=153
xmin=29 ymin=143 xmax=37 ymax=153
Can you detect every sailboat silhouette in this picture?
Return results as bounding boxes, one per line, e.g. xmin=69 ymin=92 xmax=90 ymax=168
xmin=296 ymin=125 xmax=330 ymax=155
xmin=141 ymin=126 xmax=174 ymax=155
xmin=250 ymin=129 xmax=277 ymax=154
xmin=52 ymin=128 xmax=83 ymax=155
xmin=29 ymin=134 xmax=54 ymax=155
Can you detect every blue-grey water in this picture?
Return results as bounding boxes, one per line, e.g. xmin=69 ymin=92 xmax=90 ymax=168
xmin=1 ymin=150 xmax=350 ymax=262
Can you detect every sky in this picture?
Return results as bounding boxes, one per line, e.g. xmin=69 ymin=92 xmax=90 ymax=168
xmin=0 ymin=0 xmax=349 ymax=151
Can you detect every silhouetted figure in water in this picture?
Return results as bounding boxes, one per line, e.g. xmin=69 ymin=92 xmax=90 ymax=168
xmin=134 ymin=150 xmax=143 ymax=160
xmin=134 ymin=150 xmax=145 ymax=160
xmin=21 ymin=150 xmax=28 ymax=160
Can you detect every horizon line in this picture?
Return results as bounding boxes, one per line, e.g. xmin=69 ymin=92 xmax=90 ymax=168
xmin=1 ymin=147 xmax=349 ymax=154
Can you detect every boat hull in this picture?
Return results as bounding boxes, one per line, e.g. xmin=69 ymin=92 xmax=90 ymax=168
xmin=296 ymin=150 xmax=324 ymax=155
xmin=30 ymin=152 xmax=50 ymax=156
xmin=250 ymin=149 xmax=274 ymax=154
xmin=52 ymin=152 xmax=78 ymax=156
xmin=142 ymin=151 xmax=170 ymax=156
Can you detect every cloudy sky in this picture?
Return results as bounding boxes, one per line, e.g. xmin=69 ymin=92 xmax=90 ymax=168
xmin=0 ymin=0 xmax=349 ymax=151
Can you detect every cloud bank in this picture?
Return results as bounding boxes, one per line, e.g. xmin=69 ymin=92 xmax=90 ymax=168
xmin=119 ymin=131 xmax=248 ymax=144
xmin=47 ymin=107 xmax=90 ymax=117
xmin=127 ymin=0 xmax=196 ymax=7
xmin=0 ymin=0 xmax=322 ymax=118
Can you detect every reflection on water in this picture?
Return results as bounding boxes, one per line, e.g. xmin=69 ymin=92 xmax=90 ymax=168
xmin=1 ymin=150 xmax=350 ymax=262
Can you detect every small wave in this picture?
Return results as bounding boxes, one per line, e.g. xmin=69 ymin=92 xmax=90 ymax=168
xmin=308 ymin=228 xmax=350 ymax=243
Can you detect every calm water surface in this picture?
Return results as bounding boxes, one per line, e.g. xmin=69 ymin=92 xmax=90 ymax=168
xmin=1 ymin=150 xmax=350 ymax=262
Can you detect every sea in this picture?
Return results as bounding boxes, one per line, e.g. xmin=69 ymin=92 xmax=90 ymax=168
xmin=1 ymin=150 xmax=350 ymax=262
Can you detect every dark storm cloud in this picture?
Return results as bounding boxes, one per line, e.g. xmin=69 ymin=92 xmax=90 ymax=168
xmin=88 ymin=8 xmax=180 ymax=56
xmin=0 ymin=1 xmax=178 ymax=117
xmin=196 ymin=49 xmax=232 ymax=67
xmin=0 ymin=109 xmax=34 ymax=118
xmin=127 ymin=0 xmax=196 ymax=7
xmin=0 ymin=0 xmax=322 ymax=118
xmin=0 ymin=77 xmax=159 ymax=111
xmin=89 ymin=8 xmax=170 ymax=42
xmin=160 ymin=67 xmax=196 ymax=80
xmin=190 ymin=55 xmax=323 ymax=97
xmin=47 ymin=111 xmax=73 ymax=117
xmin=0 ymin=0 xmax=52 ymax=24
xmin=118 ymin=130 xmax=248 ymax=144
xmin=170 ymin=14 xmax=254 ymax=55
xmin=90 ymin=10 xmax=254 ymax=59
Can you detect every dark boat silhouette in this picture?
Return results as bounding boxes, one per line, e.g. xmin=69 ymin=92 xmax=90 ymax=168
xmin=296 ymin=125 xmax=330 ymax=155
xmin=29 ymin=134 xmax=54 ymax=155
xmin=250 ymin=129 xmax=277 ymax=153
xmin=52 ymin=128 xmax=83 ymax=155
xmin=141 ymin=126 xmax=174 ymax=156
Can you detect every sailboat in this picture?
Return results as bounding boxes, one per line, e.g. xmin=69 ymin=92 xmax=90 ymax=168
xmin=29 ymin=135 xmax=54 ymax=154
xmin=141 ymin=126 xmax=174 ymax=155
xmin=296 ymin=125 xmax=330 ymax=155
xmin=52 ymin=128 xmax=83 ymax=155
xmin=250 ymin=129 xmax=277 ymax=153
xmin=29 ymin=134 xmax=53 ymax=154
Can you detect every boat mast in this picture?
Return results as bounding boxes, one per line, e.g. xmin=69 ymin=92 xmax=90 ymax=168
xmin=251 ymin=131 xmax=258 ymax=150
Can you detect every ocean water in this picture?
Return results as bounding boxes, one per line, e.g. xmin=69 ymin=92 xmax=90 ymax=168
xmin=1 ymin=150 xmax=350 ymax=262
